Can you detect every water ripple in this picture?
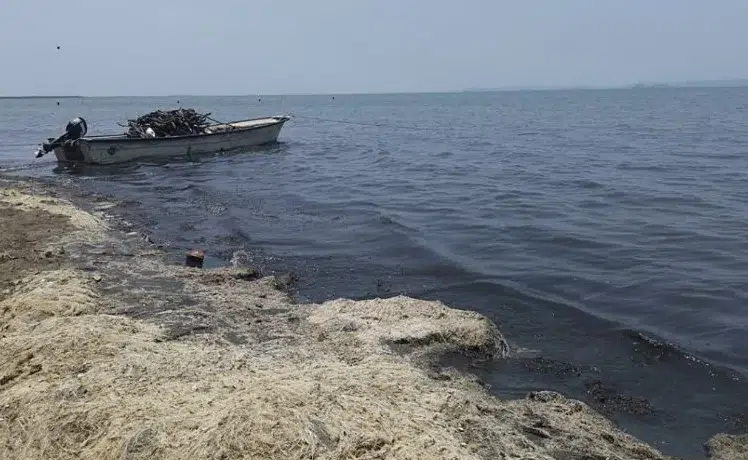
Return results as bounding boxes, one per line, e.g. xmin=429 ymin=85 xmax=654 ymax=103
xmin=4 ymin=89 xmax=748 ymax=458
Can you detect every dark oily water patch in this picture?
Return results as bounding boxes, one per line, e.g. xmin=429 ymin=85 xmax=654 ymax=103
xmin=436 ymin=324 xmax=748 ymax=459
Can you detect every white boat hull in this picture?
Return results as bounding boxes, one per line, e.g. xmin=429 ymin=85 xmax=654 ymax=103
xmin=53 ymin=116 xmax=289 ymax=165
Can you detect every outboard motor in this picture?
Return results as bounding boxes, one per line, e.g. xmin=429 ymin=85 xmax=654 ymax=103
xmin=35 ymin=117 xmax=88 ymax=158
xmin=65 ymin=117 xmax=88 ymax=140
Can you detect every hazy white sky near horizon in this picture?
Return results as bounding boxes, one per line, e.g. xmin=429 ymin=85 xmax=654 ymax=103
xmin=2 ymin=0 xmax=747 ymax=96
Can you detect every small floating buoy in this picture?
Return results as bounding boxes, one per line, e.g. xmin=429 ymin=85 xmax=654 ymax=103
xmin=56 ymin=45 xmax=60 ymax=50
xmin=185 ymin=249 xmax=205 ymax=268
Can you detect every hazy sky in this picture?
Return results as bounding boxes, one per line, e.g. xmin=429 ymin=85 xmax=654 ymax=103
xmin=2 ymin=0 xmax=747 ymax=96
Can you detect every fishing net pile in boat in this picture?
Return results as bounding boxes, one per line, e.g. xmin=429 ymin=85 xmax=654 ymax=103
xmin=121 ymin=108 xmax=212 ymax=138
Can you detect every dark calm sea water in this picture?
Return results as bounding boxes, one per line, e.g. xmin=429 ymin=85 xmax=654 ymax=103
xmin=2 ymin=88 xmax=748 ymax=458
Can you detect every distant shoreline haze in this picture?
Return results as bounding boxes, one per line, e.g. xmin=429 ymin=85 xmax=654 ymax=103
xmin=463 ymin=79 xmax=748 ymax=92
xmin=3 ymin=80 xmax=748 ymax=98
xmin=0 ymin=96 xmax=83 ymax=99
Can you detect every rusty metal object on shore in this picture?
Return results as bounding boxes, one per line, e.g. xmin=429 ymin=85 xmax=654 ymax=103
xmin=185 ymin=249 xmax=205 ymax=268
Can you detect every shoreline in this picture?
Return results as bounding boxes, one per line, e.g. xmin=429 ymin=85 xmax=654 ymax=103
xmin=0 ymin=176 xmax=744 ymax=459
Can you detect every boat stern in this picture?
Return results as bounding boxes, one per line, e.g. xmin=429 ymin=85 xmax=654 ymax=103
xmin=53 ymin=139 xmax=88 ymax=163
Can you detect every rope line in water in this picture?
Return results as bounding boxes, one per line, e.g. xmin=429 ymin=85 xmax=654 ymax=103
xmin=289 ymin=114 xmax=447 ymax=133
xmin=0 ymin=142 xmax=39 ymax=148
xmin=0 ymin=161 xmax=64 ymax=173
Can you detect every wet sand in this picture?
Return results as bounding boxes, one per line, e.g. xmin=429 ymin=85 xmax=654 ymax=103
xmin=0 ymin=176 xmax=744 ymax=460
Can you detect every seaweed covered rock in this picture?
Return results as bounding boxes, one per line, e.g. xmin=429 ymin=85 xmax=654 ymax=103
xmin=706 ymin=433 xmax=748 ymax=460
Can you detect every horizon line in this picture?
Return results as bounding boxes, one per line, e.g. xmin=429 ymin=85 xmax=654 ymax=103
xmin=3 ymin=80 xmax=748 ymax=99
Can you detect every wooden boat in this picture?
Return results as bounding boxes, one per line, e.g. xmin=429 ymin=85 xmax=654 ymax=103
xmin=35 ymin=115 xmax=290 ymax=165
